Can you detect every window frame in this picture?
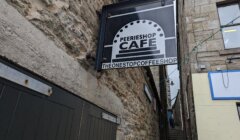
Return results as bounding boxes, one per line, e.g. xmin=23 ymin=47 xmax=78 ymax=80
xmin=217 ymin=2 xmax=240 ymax=49
xmin=144 ymin=84 xmax=153 ymax=103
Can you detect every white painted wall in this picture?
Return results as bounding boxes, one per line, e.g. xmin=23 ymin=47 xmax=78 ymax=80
xmin=192 ymin=73 xmax=240 ymax=140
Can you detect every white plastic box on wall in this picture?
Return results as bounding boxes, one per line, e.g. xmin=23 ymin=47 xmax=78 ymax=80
xmin=208 ymin=70 xmax=240 ymax=100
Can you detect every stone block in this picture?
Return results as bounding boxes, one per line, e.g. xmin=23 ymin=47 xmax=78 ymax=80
xmin=197 ymin=56 xmax=226 ymax=62
xmin=201 ymin=4 xmax=217 ymax=13
xmin=194 ymin=30 xmax=216 ymax=42
xmin=197 ymin=51 xmax=220 ymax=58
xmin=203 ymin=20 xmax=220 ymax=30
xmin=189 ymin=42 xmax=207 ymax=53
xmin=184 ymin=6 xmax=195 ymax=16
xmin=195 ymin=0 xmax=209 ymax=6
xmin=193 ymin=17 xmax=208 ymax=23
xmin=206 ymin=39 xmax=224 ymax=51
xmin=186 ymin=16 xmax=193 ymax=24
xmin=185 ymin=0 xmax=195 ymax=8
xmin=213 ymin=29 xmax=223 ymax=40
xmin=208 ymin=11 xmax=219 ymax=20
xmin=187 ymin=23 xmax=193 ymax=32
xmin=227 ymin=62 xmax=240 ymax=70
xmin=191 ymin=63 xmax=199 ymax=73
xmin=193 ymin=22 xmax=204 ymax=31
xmin=208 ymin=60 xmax=226 ymax=66
xmin=219 ymin=48 xmax=240 ymax=56
xmin=192 ymin=13 xmax=209 ymax=19
xmin=188 ymin=33 xmax=195 ymax=43
xmin=194 ymin=6 xmax=201 ymax=15
xmin=210 ymin=65 xmax=227 ymax=71
xmin=209 ymin=0 xmax=225 ymax=4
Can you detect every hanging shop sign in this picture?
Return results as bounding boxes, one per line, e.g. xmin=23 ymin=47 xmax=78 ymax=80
xmin=96 ymin=0 xmax=177 ymax=70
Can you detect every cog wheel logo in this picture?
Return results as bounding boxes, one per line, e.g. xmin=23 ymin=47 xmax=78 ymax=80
xmin=111 ymin=20 xmax=166 ymax=62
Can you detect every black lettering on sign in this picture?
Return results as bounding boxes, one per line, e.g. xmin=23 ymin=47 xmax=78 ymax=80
xmin=149 ymin=38 xmax=156 ymax=47
xmin=120 ymin=42 xmax=128 ymax=49
xmin=140 ymin=39 xmax=147 ymax=48
xmin=129 ymin=41 xmax=139 ymax=49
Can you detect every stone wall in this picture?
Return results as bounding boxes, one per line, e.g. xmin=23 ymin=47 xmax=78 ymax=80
xmin=150 ymin=66 xmax=160 ymax=97
xmin=172 ymin=92 xmax=183 ymax=129
xmin=184 ymin=0 xmax=240 ymax=73
xmin=178 ymin=0 xmax=198 ymax=139
xmin=0 ymin=0 xmax=160 ymax=139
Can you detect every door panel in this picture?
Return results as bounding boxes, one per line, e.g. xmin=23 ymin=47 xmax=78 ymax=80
xmin=0 ymin=60 xmax=117 ymax=140
xmin=79 ymin=102 xmax=117 ymax=140
xmin=0 ymin=77 xmax=83 ymax=140
xmin=0 ymin=84 xmax=21 ymax=140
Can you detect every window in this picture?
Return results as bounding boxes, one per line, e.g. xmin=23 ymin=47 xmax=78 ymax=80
xmin=237 ymin=103 xmax=240 ymax=119
xmin=218 ymin=3 xmax=240 ymax=49
xmin=144 ymin=84 xmax=153 ymax=103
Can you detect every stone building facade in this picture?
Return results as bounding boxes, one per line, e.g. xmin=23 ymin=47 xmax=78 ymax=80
xmin=0 ymin=0 xmax=161 ymax=140
xmin=178 ymin=0 xmax=240 ymax=140
xmin=172 ymin=91 xmax=183 ymax=130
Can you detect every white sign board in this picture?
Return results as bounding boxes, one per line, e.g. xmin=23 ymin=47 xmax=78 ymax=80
xmin=208 ymin=70 xmax=240 ymax=100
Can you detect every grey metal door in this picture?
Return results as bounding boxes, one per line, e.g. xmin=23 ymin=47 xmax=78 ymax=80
xmin=79 ymin=102 xmax=118 ymax=140
xmin=0 ymin=77 xmax=84 ymax=140
xmin=0 ymin=60 xmax=117 ymax=140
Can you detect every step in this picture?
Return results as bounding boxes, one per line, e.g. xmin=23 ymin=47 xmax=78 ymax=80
xmin=168 ymin=129 xmax=185 ymax=140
